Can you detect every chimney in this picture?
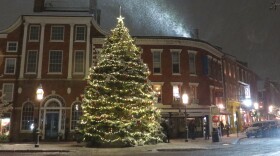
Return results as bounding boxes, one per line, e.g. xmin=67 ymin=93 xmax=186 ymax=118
xmin=34 ymin=0 xmax=45 ymax=12
xmin=191 ymin=29 xmax=199 ymax=39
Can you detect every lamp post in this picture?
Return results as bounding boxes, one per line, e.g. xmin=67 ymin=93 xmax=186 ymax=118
xmin=182 ymin=93 xmax=189 ymax=142
xmin=35 ymin=84 xmax=44 ymax=148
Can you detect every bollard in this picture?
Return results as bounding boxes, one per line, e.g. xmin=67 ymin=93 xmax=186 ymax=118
xmin=185 ymin=126 xmax=189 ymax=142
xmin=34 ymin=128 xmax=40 ymax=147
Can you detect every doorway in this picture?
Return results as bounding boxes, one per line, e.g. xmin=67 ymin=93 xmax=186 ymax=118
xmin=45 ymin=112 xmax=59 ymax=140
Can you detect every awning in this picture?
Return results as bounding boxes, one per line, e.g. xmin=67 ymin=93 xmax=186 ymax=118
xmin=219 ymin=110 xmax=231 ymax=115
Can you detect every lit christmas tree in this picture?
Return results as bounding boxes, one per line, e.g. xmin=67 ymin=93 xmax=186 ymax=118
xmin=0 ymin=91 xmax=12 ymax=117
xmin=81 ymin=15 xmax=164 ymax=147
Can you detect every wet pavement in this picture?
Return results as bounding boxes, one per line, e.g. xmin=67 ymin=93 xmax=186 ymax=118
xmin=0 ymin=133 xmax=246 ymax=154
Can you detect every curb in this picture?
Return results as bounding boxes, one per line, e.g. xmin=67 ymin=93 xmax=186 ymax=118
xmin=0 ymin=149 xmax=70 ymax=153
xmin=157 ymin=148 xmax=208 ymax=152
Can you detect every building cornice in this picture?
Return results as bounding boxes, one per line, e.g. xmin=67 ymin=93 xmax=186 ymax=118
xmin=93 ymin=38 xmax=223 ymax=58
xmin=0 ymin=16 xmax=22 ymax=34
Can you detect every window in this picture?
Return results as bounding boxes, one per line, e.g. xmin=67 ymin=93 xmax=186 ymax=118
xmin=228 ymin=63 xmax=231 ymax=77
xmin=4 ymin=58 xmax=16 ymax=74
xmin=6 ymin=42 xmax=18 ymax=52
xmin=189 ymin=83 xmax=199 ymax=104
xmin=188 ymin=51 xmax=197 ymax=74
xmin=74 ymin=50 xmax=85 ymax=73
xmin=51 ymin=26 xmax=64 ymax=41
xmin=171 ymin=83 xmax=182 ymax=102
xmin=209 ymin=86 xmax=214 ymax=105
xmin=71 ymin=103 xmax=82 ymax=130
xmin=2 ymin=83 xmax=14 ymax=102
xmin=75 ymin=26 xmax=86 ymax=41
xmin=236 ymin=67 xmax=240 ymax=81
xmin=152 ymin=49 xmax=162 ymax=74
xmin=29 ymin=25 xmax=40 ymax=41
xmin=26 ymin=50 xmax=38 ymax=73
xmin=49 ymin=50 xmax=63 ymax=73
xmin=202 ymin=55 xmax=209 ymax=75
xmin=171 ymin=50 xmax=181 ymax=74
xmin=233 ymin=65 xmax=236 ymax=78
xmin=223 ymin=61 xmax=227 ymax=75
xmin=208 ymin=56 xmax=212 ymax=77
xmin=91 ymin=48 xmax=101 ymax=66
xmin=152 ymin=84 xmax=162 ymax=103
xmin=21 ymin=102 xmax=34 ymax=130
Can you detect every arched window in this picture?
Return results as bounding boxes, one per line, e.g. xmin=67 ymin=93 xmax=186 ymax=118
xmin=71 ymin=103 xmax=82 ymax=130
xmin=21 ymin=102 xmax=34 ymax=130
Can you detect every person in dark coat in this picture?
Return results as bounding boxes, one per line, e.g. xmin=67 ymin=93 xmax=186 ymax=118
xmin=205 ymin=122 xmax=210 ymax=140
xmin=220 ymin=121 xmax=224 ymax=136
xmin=225 ymin=122 xmax=230 ymax=137
xmin=188 ymin=120 xmax=196 ymax=140
xmin=161 ymin=120 xmax=170 ymax=143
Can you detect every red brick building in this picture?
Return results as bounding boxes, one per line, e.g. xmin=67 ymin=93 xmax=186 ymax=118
xmin=222 ymin=54 xmax=259 ymax=131
xmin=0 ymin=0 xmax=258 ymax=141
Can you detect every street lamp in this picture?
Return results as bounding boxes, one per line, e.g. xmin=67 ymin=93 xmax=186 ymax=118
xmin=254 ymin=103 xmax=259 ymax=110
xmin=35 ymin=84 xmax=44 ymax=148
xmin=182 ymin=93 xmax=189 ymax=142
xmin=36 ymin=84 xmax=44 ymax=100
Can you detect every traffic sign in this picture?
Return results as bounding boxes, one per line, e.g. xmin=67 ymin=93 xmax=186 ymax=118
xmin=212 ymin=115 xmax=219 ymax=123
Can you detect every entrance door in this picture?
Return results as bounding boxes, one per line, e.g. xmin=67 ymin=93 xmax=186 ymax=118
xmin=45 ymin=112 xmax=59 ymax=140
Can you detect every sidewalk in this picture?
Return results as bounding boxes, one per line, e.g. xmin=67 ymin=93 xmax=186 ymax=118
xmin=0 ymin=133 xmax=246 ymax=153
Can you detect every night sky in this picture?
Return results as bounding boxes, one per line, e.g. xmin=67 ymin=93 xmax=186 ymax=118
xmin=1 ymin=0 xmax=280 ymax=82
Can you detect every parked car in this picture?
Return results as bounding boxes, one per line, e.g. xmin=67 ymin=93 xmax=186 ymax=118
xmin=245 ymin=120 xmax=279 ymax=138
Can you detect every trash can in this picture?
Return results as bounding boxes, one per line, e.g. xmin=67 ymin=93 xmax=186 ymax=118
xmin=212 ymin=129 xmax=219 ymax=142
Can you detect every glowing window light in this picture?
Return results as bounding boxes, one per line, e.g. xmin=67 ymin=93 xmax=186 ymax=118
xmin=36 ymin=84 xmax=44 ymax=100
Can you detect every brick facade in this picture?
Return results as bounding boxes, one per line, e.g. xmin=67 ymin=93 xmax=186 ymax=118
xmin=0 ymin=13 xmax=258 ymax=141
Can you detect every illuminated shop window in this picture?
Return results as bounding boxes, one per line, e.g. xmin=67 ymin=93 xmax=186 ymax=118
xmin=172 ymin=85 xmax=181 ymax=102
xmin=152 ymin=84 xmax=162 ymax=103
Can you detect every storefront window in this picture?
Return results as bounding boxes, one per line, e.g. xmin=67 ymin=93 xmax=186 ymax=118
xmin=0 ymin=118 xmax=10 ymax=135
xmin=152 ymin=84 xmax=162 ymax=103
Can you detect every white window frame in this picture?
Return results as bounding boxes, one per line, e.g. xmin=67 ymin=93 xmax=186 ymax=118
xmin=188 ymin=50 xmax=197 ymax=75
xmin=20 ymin=102 xmax=34 ymax=131
xmin=75 ymin=25 xmax=86 ymax=42
xmin=4 ymin=58 xmax=16 ymax=75
xmin=151 ymin=82 xmax=164 ymax=104
xmin=50 ymin=25 xmax=64 ymax=42
xmin=73 ymin=50 xmax=85 ymax=74
xmin=189 ymin=83 xmax=199 ymax=104
xmin=6 ymin=41 xmax=18 ymax=52
xmin=207 ymin=55 xmax=212 ymax=77
xmin=26 ymin=50 xmax=38 ymax=74
xmin=151 ymin=49 xmax=162 ymax=75
xmin=2 ymin=83 xmax=14 ymax=102
xmin=48 ymin=50 xmax=63 ymax=74
xmin=28 ymin=25 xmax=40 ymax=42
xmin=171 ymin=82 xmax=182 ymax=102
xmin=171 ymin=49 xmax=181 ymax=75
xmin=70 ymin=102 xmax=82 ymax=131
xmin=209 ymin=85 xmax=214 ymax=105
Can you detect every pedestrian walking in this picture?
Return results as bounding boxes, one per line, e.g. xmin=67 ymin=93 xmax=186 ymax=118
xmin=225 ymin=122 xmax=230 ymax=137
xmin=220 ymin=121 xmax=224 ymax=136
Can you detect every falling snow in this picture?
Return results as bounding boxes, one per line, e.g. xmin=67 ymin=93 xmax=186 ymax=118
xmin=98 ymin=0 xmax=191 ymax=37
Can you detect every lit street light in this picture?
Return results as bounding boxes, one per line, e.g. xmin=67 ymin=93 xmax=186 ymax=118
xmin=35 ymin=84 xmax=44 ymax=148
xmin=182 ymin=93 xmax=189 ymax=142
